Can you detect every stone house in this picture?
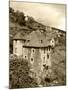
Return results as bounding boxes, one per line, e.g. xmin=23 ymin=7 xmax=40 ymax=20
xmin=13 ymin=30 xmax=55 ymax=78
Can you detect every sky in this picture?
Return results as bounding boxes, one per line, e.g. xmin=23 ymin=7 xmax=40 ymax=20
xmin=10 ymin=1 xmax=66 ymax=31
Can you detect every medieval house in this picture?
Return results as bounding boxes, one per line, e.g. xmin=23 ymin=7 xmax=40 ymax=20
xmin=13 ymin=29 xmax=55 ymax=78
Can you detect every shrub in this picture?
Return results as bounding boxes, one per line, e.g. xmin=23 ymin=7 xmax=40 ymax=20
xmin=9 ymin=55 xmax=38 ymax=88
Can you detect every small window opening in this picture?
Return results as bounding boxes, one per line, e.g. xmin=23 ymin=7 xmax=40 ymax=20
xmin=46 ymin=47 xmax=48 ymax=51
xmin=30 ymin=58 xmax=34 ymax=64
xmin=43 ymin=64 xmax=46 ymax=68
xmin=41 ymin=40 xmax=43 ymax=43
xmin=15 ymin=40 xmax=17 ymax=43
xmin=24 ymin=40 xmax=26 ymax=43
xmin=43 ymin=56 xmax=45 ymax=60
xmin=44 ymin=49 xmax=45 ymax=53
xmin=15 ymin=48 xmax=17 ymax=53
xmin=31 ymin=58 xmax=33 ymax=61
xmin=46 ymin=66 xmax=49 ymax=70
xmin=52 ymin=40 xmax=54 ymax=43
xmin=47 ymin=54 xmax=49 ymax=59
xmin=33 ymin=49 xmax=34 ymax=52
xmin=49 ymin=46 xmax=50 ymax=51
xmin=27 ymin=40 xmax=30 ymax=42
xmin=25 ymin=56 xmax=26 ymax=58
xmin=43 ymin=64 xmax=49 ymax=70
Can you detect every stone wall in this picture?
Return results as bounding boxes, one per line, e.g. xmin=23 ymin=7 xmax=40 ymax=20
xmin=23 ymin=47 xmax=52 ymax=78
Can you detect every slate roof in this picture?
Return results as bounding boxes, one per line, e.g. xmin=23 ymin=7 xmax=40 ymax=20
xmin=13 ymin=26 xmax=29 ymax=40
xmin=13 ymin=29 xmax=51 ymax=47
xmin=13 ymin=32 xmax=26 ymax=40
xmin=23 ymin=30 xmax=50 ymax=47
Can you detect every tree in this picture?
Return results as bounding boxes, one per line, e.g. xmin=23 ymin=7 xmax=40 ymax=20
xmin=9 ymin=7 xmax=14 ymax=14
xmin=15 ymin=10 xmax=25 ymax=26
xmin=9 ymin=56 xmax=38 ymax=88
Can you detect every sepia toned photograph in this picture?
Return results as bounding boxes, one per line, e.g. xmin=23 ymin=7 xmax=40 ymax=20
xmin=9 ymin=1 xmax=66 ymax=89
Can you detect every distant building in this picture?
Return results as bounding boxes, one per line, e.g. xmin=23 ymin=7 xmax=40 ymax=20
xmin=13 ymin=29 xmax=55 ymax=78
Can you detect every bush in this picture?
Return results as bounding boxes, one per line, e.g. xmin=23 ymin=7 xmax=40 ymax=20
xmin=9 ymin=55 xmax=38 ymax=88
xmin=51 ymin=45 xmax=66 ymax=86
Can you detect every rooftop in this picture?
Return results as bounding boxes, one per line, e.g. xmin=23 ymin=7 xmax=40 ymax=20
xmin=13 ymin=29 xmax=51 ymax=47
xmin=23 ymin=30 xmax=50 ymax=47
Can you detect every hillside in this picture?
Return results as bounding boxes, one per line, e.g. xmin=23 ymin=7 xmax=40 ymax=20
xmin=9 ymin=7 xmax=66 ymax=53
xmin=9 ymin=7 xmax=66 ymax=87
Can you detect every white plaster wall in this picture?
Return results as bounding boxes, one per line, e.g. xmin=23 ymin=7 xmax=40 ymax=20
xmin=13 ymin=40 xmax=23 ymax=56
xmin=13 ymin=40 xmax=17 ymax=55
xmin=23 ymin=47 xmax=28 ymax=60
xmin=13 ymin=40 xmax=15 ymax=54
xmin=17 ymin=40 xmax=23 ymax=56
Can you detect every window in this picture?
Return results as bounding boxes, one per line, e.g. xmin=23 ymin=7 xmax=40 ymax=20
xmin=23 ymin=40 xmax=26 ymax=43
xmin=25 ymin=56 xmax=26 ymax=58
xmin=27 ymin=40 xmax=30 ymax=42
xmin=15 ymin=40 xmax=17 ymax=44
xmin=49 ymin=46 xmax=50 ymax=51
xmin=31 ymin=58 xmax=33 ymax=61
xmin=43 ymin=56 xmax=45 ymax=60
xmin=43 ymin=64 xmax=46 ymax=68
xmin=44 ymin=49 xmax=45 ymax=53
xmin=43 ymin=64 xmax=48 ymax=70
xmin=46 ymin=66 xmax=48 ymax=70
xmin=30 ymin=58 xmax=34 ymax=64
xmin=15 ymin=48 xmax=17 ymax=53
xmin=43 ymin=56 xmax=45 ymax=63
xmin=41 ymin=40 xmax=43 ymax=43
xmin=46 ymin=47 xmax=48 ymax=51
xmin=33 ymin=49 xmax=34 ymax=52
xmin=47 ymin=53 xmax=49 ymax=59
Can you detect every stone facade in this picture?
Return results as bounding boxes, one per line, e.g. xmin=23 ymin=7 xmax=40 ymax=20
xmin=13 ymin=30 xmax=54 ymax=79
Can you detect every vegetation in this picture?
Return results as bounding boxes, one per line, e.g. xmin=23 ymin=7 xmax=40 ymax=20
xmin=9 ymin=55 xmax=38 ymax=88
xmin=9 ymin=7 xmax=66 ymax=88
xmin=51 ymin=44 xmax=66 ymax=86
